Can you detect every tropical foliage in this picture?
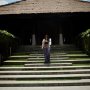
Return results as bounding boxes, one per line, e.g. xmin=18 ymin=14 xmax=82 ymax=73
xmin=76 ymin=29 xmax=90 ymax=55
xmin=0 ymin=30 xmax=19 ymax=65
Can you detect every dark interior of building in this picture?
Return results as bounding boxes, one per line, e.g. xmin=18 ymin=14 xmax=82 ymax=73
xmin=0 ymin=12 xmax=90 ymax=45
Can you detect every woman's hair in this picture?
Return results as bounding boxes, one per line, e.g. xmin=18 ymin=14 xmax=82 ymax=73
xmin=45 ymin=34 xmax=49 ymax=40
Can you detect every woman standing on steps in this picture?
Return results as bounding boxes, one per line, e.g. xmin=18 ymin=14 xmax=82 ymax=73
xmin=42 ymin=34 xmax=52 ymax=64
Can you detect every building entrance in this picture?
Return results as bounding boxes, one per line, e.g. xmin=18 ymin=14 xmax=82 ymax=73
xmin=0 ymin=13 xmax=90 ymax=45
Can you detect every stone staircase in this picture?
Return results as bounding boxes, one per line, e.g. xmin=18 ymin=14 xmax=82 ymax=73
xmin=0 ymin=45 xmax=90 ymax=87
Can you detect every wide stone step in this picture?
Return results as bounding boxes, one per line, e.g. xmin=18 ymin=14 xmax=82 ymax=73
xmin=29 ymin=57 xmax=69 ymax=59
xmin=0 ymin=66 xmax=90 ymax=70
xmin=0 ymin=74 xmax=90 ymax=80
xmin=29 ymin=53 xmax=88 ymax=56
xmin=4 ymin=61 xmax=73 ymax=65
xmin=4 ymin=59 xmax=90 ymax=64
xmin=10 ymin=53 xmax=87 ymax=58
xmin=29 ymin=53 xmax=67 ymax=56
xmin=10 ymin=55 xmax=68 ymax=57
xmin=27 ymin=59 xmax=90 ymax=61
xmin=0 ymin=69 xmax=90 ymax=75
xmin=9 ymin=56 xmax=69 ymax=60
xmin=17 ymin=45 xmax=78 ymax=52
xmin=0 ymin=79 xmax=90 ymax=87
xmin=14 ymin=52 xmax=67 ymax=56
xmin=30 ymin=51 xmax=83 ymax=54
xmin=24 ymin=63 xmax=72 ymax=67
xmin=21 ymin=48 xmax=78 ymax=51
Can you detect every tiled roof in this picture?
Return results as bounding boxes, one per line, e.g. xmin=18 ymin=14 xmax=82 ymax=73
xmin=0 ymin=0 xmax=22 ymax=6
xmin=0 ymin=0 xmax=90 ymax=14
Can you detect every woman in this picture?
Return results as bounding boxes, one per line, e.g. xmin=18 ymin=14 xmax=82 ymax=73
xmin=42 ymin=35 xmax=51 ymax=64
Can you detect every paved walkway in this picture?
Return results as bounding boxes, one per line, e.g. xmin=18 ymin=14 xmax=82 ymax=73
xmin=0 ymin=86 xmax=90 ymax=90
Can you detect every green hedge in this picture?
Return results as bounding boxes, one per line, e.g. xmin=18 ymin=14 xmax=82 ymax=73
xmin=76 ymin=29 xmax=90 ymax=55
xmin=81 ymin=29 xmax=90 ymax=55
xmin=0 ymin=30 xmax=19 ymax=65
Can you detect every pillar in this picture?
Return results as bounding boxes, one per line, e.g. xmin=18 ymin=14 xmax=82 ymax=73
xmin=59 ymin=33 xmax=63 ymax=46
xmin=32 ymin=34 xmax=36 ymax=46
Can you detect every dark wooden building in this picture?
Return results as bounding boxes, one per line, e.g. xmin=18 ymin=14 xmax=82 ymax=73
xmin=0 ymin=0 xmax=90 ymax=45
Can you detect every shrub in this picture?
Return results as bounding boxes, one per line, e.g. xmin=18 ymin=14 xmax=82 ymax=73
xmin=0 ymin=30 xmax=18 ymax=65
xmin=81 ymin=29 xmax=90 ymax=55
